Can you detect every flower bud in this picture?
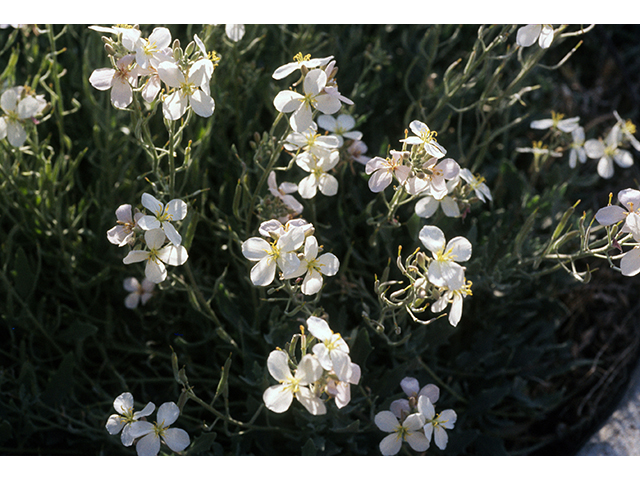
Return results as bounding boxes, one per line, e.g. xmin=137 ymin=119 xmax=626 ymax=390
xmin=184 ymin=40 xmax=195 ymax=58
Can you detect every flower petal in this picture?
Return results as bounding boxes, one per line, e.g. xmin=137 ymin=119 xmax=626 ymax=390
xmin=419 ymin=225 xmax=446 ymax=253
xmin=375 ymin=410 xmax=400 ymax=433
xmin=162 ymin=428 xmax=190 ymax=453
xmin=263 ymin=384 xmax=293 ymax=413
xmin=157 ymin=244 xmax=188 ymax=266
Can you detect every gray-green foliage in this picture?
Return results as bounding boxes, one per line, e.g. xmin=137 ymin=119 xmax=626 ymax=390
xmin=1 ymin=24 xmax=636 ymax=455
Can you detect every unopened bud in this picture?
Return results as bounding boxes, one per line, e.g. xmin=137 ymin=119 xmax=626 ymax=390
xmin=104 ymin=43 xmax=116 ymax=56
xmin=173 ymin=46 xmax=183 ymax=61
xmin=184 ymin=41 xmax=195 ymax=57
xmin=172 ymin=38 xmax=180 ymax=50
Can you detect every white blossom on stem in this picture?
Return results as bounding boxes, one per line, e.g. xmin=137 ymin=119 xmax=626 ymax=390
xmin=530 ymin=111 xmax=580 ymax=133
xmin=262 ymin=350 xmax=325 ymax=415
xmin=135 ymin=27 xmax=172 ymax=69
xmin=431 ymin=275 xmax=473 ymax=327
xmin=128 ymin=402 xmax=190 ymax=456
xmin=272 ymin=52 xmax=333 ymax=80
xmin=89 ymin=54 xmax=138 ymax=109
xmin=417 ymin=395 xmax=457 ymax=450
xmin=107 ymin=204 xmax=143 ymax=247
xmin=585 ymin=126 xmax=634 ymax=179
xmin=284 ymin=235 xmax=339 ymax=295
xmin=567 ymin=127 xmax=587 ymax=168
xmin=306 ymin=316 xmax=352 ymax=382
xmin=105 ymin=392 xmax=155 ymax=447
xmin=459 ymin=168 xmax=492 ymax=202
xmin=317 ymin=113 xmax=362 ymax=147
xmin=158 ymin=59 xmax=215 ymax=120
xmin=122 ymin=228 xmax=189 ymax=284
xmin=326 ymin=362 xmax=361 ymax=409
xmin=365 ymin=150 xmax=411 ymax=193
xmin=268 ymin=171 xmax=303 ymax=218
xmin=400 ymin=120 xmax=446 ymax=158
xmin=137 ymin=193 xmax=188 ymax=246
xmin=375 ymin=410 xmax=429 ymax=456
xmin=296 ymin=150 xmax=340 ymax=198
xmin=419 ymin=225 xmax=472 ymax=288
xmin=284 ymin=123 xmax=340 ymax=158
xmin=0 ymin=87 xmax=46 ymax=147
xmin=613 ymin=111 xmax=640 ymax=151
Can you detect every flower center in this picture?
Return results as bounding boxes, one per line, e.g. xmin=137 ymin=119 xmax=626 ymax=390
xmin=394 ymin=424 xmax=409 ymax=441
xmin=152 ymin=420 xmax=168 ymax=438
xmin=293 ymin=52 xmax=311 ymax=63
xmin=625 ymin=120 xmax=637 ymax=135
xmin=551 ymin=111 xmax=565 ymax=125
xmin=179 ymin=81 xmax=196 ymax=97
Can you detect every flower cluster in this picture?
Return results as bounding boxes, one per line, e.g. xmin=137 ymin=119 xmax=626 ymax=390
xmin=106 ymin=392 xmax=190 ymax=456
xmin=0 ymin=85 xmax=48 ymax=147
xmin=241 ymin=218 xmax=339 ymax=295
xmin=365 ymin=119 xmax=491 ymax=219
xmin=263 ymin=316 xmax=361 ymax=415
xmin=595 ymin=188 xmax=640 ymax=276
xmin=108 ymin=193 xmax=189 ymax=284
xmin=89 ymin=25 xmax=219 ymax=120
xmin=375 ymin=377 xmax=456 ymax=455
xmin=522 ymin=110 xmax=639 ymax=179
xmin=272 ymin=53 xmax=367 ymax=200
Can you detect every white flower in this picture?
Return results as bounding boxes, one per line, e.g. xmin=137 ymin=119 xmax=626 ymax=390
xmin=88 ymin=25 xmax=141 ymax=51
xmin=365 ymin=150 xmax=411 ymax=193
xmin=348 ymin=140 xmax=371 ymax=166
xmin=613 ymin=111 xmax=640 ymax=151
xmin=272 ymin=52 xmax=334 ymax=80
xmin=128 ymin=401 xmax=190 ymax=456
xmin=89 ymin=54 xmax=138 ymax=109
xmin=400 ymin=120 xmax=447 ymax=159
xmin=585 ymin=126 xmax=634 ymax=179
xmin=268 ymin=171 xmax=303 ymax=218
xmin=107 ymin=204 xmax=143 ymax=247
xmin=419 ymin=225 xmax=472 ymax=288
xmin=137 ymin=193 xmax=188 ymax=246
xmin=262 ymin=350 xmax=325 ymax=415
xmin=122 ymin=228 xmax=189 ymax=284
xmin=530 ymin=112 xmax=580 ymax=133
xmin=417 ymin=395 xmax=457 ymax=450
xmin=257 ymin=218 xmax=314 ymax=240
xmin=567 ymin=127 xmax=587 ymax=168
xmin=273 ymin=68 xmax=343 ymax=133
xmin=405 ymin=157 xmax=460 ymax=198
xmin=123 ymin=277 xmax=155 ymax=309
xmin=0 ymin=87 xmax=45 ymax=147
xmin=135 ymin=27 xmax=172 ymax=69
xmin=306 ymin=316 xmax=352 ymax=382
xmin=241 ymin=225 xmax=305 ymax=286
xmin=431 ymin=275 xmax=473 ymax=327
xmin=296 ymin=150 xmax=340 ymax=199
xmin=375 ymin=410 xmax=429 ymax=456
xmin=158 ymin=59 xmax=215 ymax=120
xmin=516 ymin=24 xmax=554 ymax=49
xmin=105 ymin=392 xmax=155 ymax=447
xmin=284 ymin=123 xmax=340 ymax=158
xmin=317 ymin=113 xmax=362 ymax=147
xmin=459 ymin=168 xmax=492 ymax=202
xmin=225 ymin=24 xmax=245 ymax=42
xmin=284 ymin=236 xmax=339 ymax=295
xmin=326 ymin=362 xmax=361 ymax=409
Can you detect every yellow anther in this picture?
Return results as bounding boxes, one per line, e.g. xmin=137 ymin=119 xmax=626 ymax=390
xmin=293 ymin=52 xmax=311 ymax=63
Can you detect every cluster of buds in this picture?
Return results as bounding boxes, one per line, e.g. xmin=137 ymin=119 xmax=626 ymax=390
xmin=89 ymin=25 xmax=220 ymax=120
xmin=263 ymin=316 xmax=361 ymax=415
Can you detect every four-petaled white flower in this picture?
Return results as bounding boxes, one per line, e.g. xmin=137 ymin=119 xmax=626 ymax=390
xmin=0 ymin=87 xmax=45 ymax=147
xmin=284 ymin=123 xmax=340 ymax=158
xmin=585 ymin=125 xmax=634 ymax=179
xmin=400 ymin=120 xmax=447 ymax=159
xmin=138 ymin=193 xmax=188 ymax=246
xmin=317 ymin=113 xmax=362 ymax=147
xmin=107 ymin=204 xmax=143 ymax=247
xmin=158 ymin=59 xmax=215 ymax=120
xmin=296 ymin=150 xmax=340 ymax=199
xmin=390 ymin=377 xmax=440 ymax=420
xmin=89 ymin=54 xmax=139 ymax=109
xmin=241 ymin=225 xmax=305 ymax=286
xmin=405 ymin=157 xmax=460 ymax=198
xmin=306 ymin=316 xmax=352 ymax=382
xmin=122 ymin=228 xmax=189 ymax=284
xmin=375 ymin=410 xmax=429 ymax=456
xmin=348 ymin=139 xmax=371 ymax=166
xmin=419 ymin=225 xmax=472 ymax=288
xmin=123 ymin=277 xmax=155 ymax=309
xmin=516 ymin=24 xmax=554 ymax=49
xmin=530 ymin=112 xmax=580 ymax=133
xmin=417 ymin=395 xmax=457 ymax=450
xmin=128 ymin=401 xmax=190 ymax=456
xmin=415 ymin=180 xmax=461 ymax=219
xmin=284 ymin=236 xmax=339 ymax=295
xmin=105 ymin=392 xmax=155 ymax=447
xmin=272 ymin=52 xmax=334 ymax=80
xmin=135 ymin=27 xmax=173 ymax=70
xmin=365 ymin=150 xmax=411 ymax=193
xmin=262 ymin=350 xmax=326 ymax=415
xmin=273 ymin=68 xmax=343 ymax=133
